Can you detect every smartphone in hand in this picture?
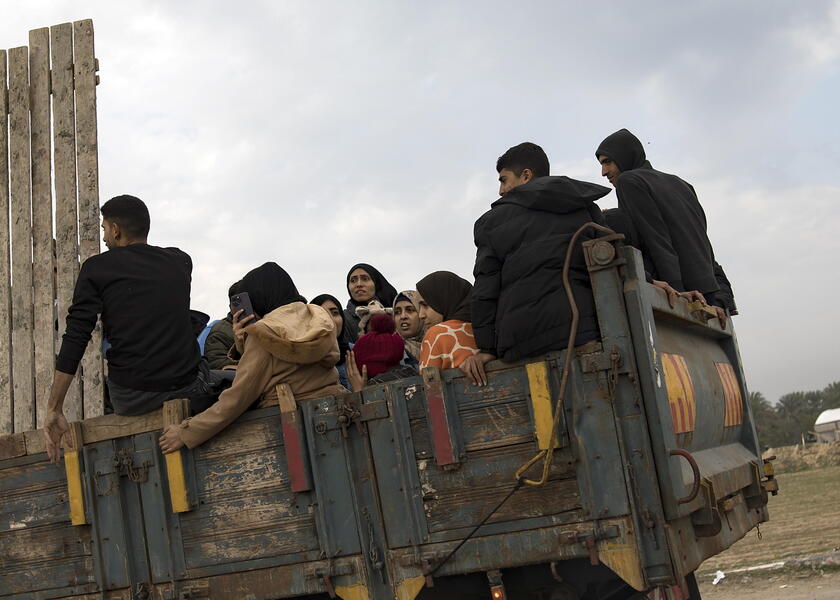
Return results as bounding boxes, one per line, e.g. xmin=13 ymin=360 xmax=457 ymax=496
xmin=229 ymin=292 xmax=256 ymax=325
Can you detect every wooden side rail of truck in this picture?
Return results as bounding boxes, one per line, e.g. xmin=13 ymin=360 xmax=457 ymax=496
xmin=0 ymin=238 xmax=777 ymax=600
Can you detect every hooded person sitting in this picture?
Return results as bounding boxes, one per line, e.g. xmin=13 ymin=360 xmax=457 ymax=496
xmin=472 ymin=142 xmax=610 ymax=364
xmin=346 ymin=313 xmax=417 ymax=391
xmin=159 ymin=262 xmax=346 ymax=452
xmin=596 ymin=129 xmax=733 ymax=313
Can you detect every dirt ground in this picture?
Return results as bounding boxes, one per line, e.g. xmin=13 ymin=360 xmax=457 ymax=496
xmin=694 ymin=465 xmax=840 ymax=599
xmin=698 ymin=569 xmax=840 ymax=600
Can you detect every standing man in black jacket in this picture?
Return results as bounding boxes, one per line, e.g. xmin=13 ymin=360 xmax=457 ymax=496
xmin=595 ymin=129 xmax=736 ymax=313
xmin=471 ymin=142 xmax=611 ymax=367
xmin=44 ymin=195 xmax=220 ymax=461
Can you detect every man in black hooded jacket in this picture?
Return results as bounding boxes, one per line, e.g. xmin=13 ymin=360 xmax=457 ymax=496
xmin=472 ymin=142 xmax=611 ymax=362
xmin=595 ymin=129 xmax=736 ymax=313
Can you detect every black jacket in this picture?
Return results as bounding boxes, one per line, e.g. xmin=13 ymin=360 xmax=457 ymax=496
xmin=56 ymin=244 xmax=200 ymax=392
xmin=472 ymin=176 xmax=610 ymax=361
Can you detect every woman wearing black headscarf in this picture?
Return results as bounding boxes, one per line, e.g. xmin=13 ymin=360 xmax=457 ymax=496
xmin=344 ymin=263 xmax=398 ymax=342
xmin=160 ymin=263 xmax=346 ymax=452
xmin=415 ymin=271 xmax=494 ymax=385
xmin=311 ymin=293 xmax=351 ymax=388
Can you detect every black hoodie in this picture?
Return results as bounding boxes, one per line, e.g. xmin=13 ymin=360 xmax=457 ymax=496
xmin=596 ymin=129 xmax=719 ymax=297
xmin=472 ymin=176 xmax=610 ymax=361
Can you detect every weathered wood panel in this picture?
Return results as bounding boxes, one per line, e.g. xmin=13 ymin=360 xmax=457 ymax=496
xmin=0 ymin=457 xmax=95 ymax=596
xmin=0 ymin=50 xmax=12 ymax=434
xmin=180 ymin=415 xmax=320 ymax=570
xmin=29 ymin=28 xmax=55 ymax=429
xmin=74 ymin=19 xmax=104 ymax=419
xmin=8 ymin=46 xmax=35 ymax=433
xmin=51 ymin=23 xmax=83 ymax=421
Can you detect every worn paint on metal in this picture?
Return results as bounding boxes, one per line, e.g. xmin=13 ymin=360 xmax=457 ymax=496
xmin=64 ymin=449 xmax=87 ymax=525
xmin=164 ymin=449 xmax=190 ymax=513
xmin=335 ymin=582 xmax=370 ymax=600
xmin=395 ymin=575 xmax=425 ymax=600
xmin=715 ymin=362 xmax=743 ymax=427
xmin=526 ymin=361 xmax=556 ymax=450
xmin=661 ymin=353 xmax=695 ymax=434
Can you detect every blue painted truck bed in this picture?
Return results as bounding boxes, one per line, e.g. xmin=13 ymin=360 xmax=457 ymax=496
xmin=0 ymin=242 xmax=774 ymax=600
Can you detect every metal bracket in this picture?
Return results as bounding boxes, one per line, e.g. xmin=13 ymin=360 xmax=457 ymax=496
xmin=560 ymin=524 xmax=620 ymax=565
xmin=114 ymin=448 xmax=151 ymax=483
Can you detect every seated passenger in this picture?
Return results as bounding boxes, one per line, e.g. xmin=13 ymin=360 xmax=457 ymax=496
xmin=44 ymin=195 xmax=225 ymax=462
xmin=344 ymin=263 xmax=398 ymax=341
xmin=311 ymin=293 xmax=352 ymax=388
xmin=596 ymin=128 xmax=728 ymax=310
xmin=416 ymin=271 xmax=491 ymax=385
xmin=472 ymin=142 xmax=610 ymax=364
xmin=202 ymin=281 xmax=242 ymax=369
xmin=159 ymin=262 xmax=346 ymax=452
xmin=603 ymin=208 xmax=738 ymax=315
xmin=346 ymin=314 xmax=417 ymax=391
xmin=393 ymin=290 xmax=425 ymax=367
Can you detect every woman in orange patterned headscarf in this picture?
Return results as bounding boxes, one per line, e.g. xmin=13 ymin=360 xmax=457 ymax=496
xmin=415 ymin=271 xmax=494 ymax=386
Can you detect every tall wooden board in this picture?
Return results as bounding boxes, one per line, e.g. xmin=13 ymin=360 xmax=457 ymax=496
xmin=29 ymin=28 xmax=55 ymax=428
xmin=74 ymin=19 xmax=104 ymax=418
xmin=8 ymin=47 xmax=35 ymax=432
xmin=0 ymin=51 xmax=12 ymax=434
xmin=51 ymin=23 xmax=82 ymax=420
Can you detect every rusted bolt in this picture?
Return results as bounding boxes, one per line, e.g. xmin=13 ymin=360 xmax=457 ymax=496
xmin=591 ymin=240 xmax=616 ymax=265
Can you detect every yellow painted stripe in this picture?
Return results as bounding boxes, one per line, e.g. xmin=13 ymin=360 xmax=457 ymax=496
xmin=165 ymin=450 xmax=191 ymax=513
xmin=335 ymin=583 xmax=370 ymax=600
xmin=661 ymin=353 xmax=696 ymax=434
xmin=526 ymin=361 xmax=557 ymax=450
xmin=64 ymin=451 xmax=87 ymax=525
xmin=395 ymin=576 xmax=426 ymax=600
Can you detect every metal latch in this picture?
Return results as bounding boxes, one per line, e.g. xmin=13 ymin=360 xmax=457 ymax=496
xmin=114 ymin=448 xmax=151 ymax=483
xmin=560 ymin=525 xmax=620 ymax=565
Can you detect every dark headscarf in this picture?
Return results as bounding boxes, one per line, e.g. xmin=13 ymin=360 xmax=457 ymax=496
xmin=346 ymin=263 xmax=398 ymax=307
xmin=595 ymin=128 xmax=650 ymax=172
xmin=311 ymin=293 xmax=350 ymax=365
xmin=416 ymin=271 xmax=473 ymax=322
xmin=240 ymin=262 xmax=300 ymax=318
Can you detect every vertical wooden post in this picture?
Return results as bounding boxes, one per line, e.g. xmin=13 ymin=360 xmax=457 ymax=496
xmin=63 ymin=421 xmax=87 ymax=525
xmin=73 ymin=19 xmax=104 ymax=419
xmin=29 ymin=28 xmax=55 ymax=428
xmin=50 ymin=23 xmax=82 ymax=421
xmin=163 ymin=399 xmax=193 ymax=513
xmin=0 ymin=50 xmax=12 ymax=434
xmin=8 ymin=47 xmax=35 ymax=433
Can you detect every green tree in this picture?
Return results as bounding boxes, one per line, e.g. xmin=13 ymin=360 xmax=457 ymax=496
xmin=821 ymin=382 xmax=840 ymax=410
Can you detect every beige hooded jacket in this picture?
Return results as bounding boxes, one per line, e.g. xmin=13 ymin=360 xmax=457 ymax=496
xmin=178 ymin=302 xmax=346 ymax=448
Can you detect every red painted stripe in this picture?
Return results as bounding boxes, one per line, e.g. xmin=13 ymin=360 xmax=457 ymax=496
xmin=427 ymin=393 xmax=457 ymax=465
xmin=281 ymin=416 xmax=311 ymax=492
xmin=667 ymin=354 xmax=694 ymax=433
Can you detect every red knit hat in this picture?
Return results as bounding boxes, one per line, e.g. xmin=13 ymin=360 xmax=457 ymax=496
xmin=353 ymin=313 xmax=405 ymax=377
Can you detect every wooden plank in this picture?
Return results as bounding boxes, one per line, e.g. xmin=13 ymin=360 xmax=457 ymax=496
xmin=63 ymin=421 xmax=87 ymax=525
xmin=73 ymin=19 xmax=104 ymax=419
xmin=29 ymin=28 xmax=56 ymax=429
xmin=163 ymin=398 xmax=193 ymax=512
xmin=50 ymin=23 xmax=83 ymax=421
xmin=8 ymin=46 xmax=35 ymax=433
xmin=0 ymin=432 xmax=26 ymax=460
xmin=277 ymin=383 xmax=313 ymax=492
xmin=0 ymin=50 xmax=12 ymax=434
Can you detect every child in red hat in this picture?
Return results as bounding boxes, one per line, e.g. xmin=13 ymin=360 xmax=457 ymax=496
xmin=347 ymin=314 xmax=416 ymax=391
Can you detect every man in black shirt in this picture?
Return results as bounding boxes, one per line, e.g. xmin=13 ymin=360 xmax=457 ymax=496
xmin=44 ymin=195 xmax=220 ymax=461
xmin=595 ymin=129 xmax=736 ymax=313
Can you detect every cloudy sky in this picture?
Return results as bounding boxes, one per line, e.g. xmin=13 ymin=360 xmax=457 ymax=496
xmin=2 ymin=1 xmax=838 ymax=403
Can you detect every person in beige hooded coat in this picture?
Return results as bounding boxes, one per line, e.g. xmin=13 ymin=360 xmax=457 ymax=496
xmin=159 ymin=263 xmax=346 ymax=452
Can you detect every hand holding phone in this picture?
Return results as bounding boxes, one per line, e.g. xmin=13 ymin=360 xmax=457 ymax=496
xmin=230 ymin=292 xmax=257 ymax=354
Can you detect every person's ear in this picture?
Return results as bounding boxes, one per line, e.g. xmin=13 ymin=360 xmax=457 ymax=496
xmin=111 ymin=222 xmax=122 ymax=241
xmin=521 ymin=168 xmax=534 ymax=183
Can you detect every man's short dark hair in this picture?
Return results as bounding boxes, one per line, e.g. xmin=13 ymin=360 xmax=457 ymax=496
xmin=100 ymin=195 xmax=150 ymax=238
xmin=496 ymin=142 xmax=550 ymax=178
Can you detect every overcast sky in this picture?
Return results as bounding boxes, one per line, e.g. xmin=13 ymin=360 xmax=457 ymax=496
xmin=2 ymin=1 xmax=838 ymax=403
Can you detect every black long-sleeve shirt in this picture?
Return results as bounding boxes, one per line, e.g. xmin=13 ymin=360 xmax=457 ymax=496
xmin=56 ymin=243 xmax=200 ymax=392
